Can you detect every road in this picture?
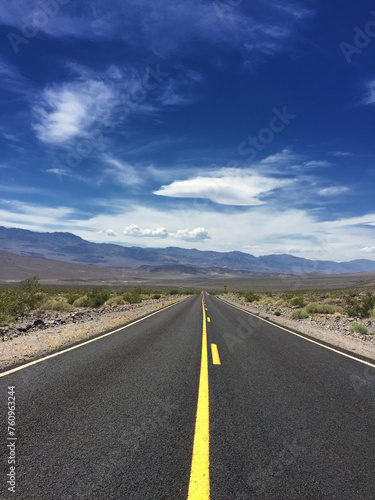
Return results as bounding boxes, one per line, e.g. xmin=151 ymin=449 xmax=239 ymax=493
xmin=1 ymin=293 xmax=375 ymax=499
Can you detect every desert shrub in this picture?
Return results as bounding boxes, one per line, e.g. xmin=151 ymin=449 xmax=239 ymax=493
xmin=86 ymin=287 xmax=111 ymax=307
xmin=153 ymin=293 xmax=161 ymax=299
xmin=169 ymin=289 xmax=179 ymax=295
xmin=290 ymin=309 xmax=309 ymax=319
xmin=304 ymin=302 xmax=343 ymax=315
xmin=371 ymin=307 xmax=375 ymax=319
xmin=243 ymin=292 xmax=260 ymax=303
xmin=73 ymin=295 xmax=90 ymax=307
xmin=105 ymin=295 xmax=126 ymax=306
xmin=18 ymin=276 xmax=44 ymax=310
xmin=66 ymin=293 xmax=82 ymax=305
xmin=274 ymin=311 xmax=281 ymax=316
xmin=123 ymin=287 xmax=142 ymax=304
xmin=345 ymin=291 xmax=375 ymax=318
xmin=0 ymin=276 xmax=44 ymax=323
xmin=288 ymin=295 xmax=305 ymax=307
xmin=274 ymin=299 xmax=284 ymax=307
xmin=261 ymin=297 xmax=275 ymax=306
xmin=40 ymin=299 xmax=75 ymax=312
xmin=0 ymin=289 xmax=22 ymax=323
xmin=281 ymin=293 xmax=294 ymax=301
xmin=349 ymin=321 xmax=369 ymax=334
xmin=73 ymin=296 xmax=90 ymax=307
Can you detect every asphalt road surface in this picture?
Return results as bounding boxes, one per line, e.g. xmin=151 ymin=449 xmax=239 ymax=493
xmin=1 ymin=293 xmax=375 ymax=499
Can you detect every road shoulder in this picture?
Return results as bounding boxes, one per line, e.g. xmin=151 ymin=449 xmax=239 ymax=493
xmin=0 ymin=296 xmax=188 ymax=371
xmin=218 ymin=294 xmax=375 ymax=362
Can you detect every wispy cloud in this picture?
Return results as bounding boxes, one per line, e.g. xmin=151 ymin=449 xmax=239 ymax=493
xmin=103 ymin=158 xmax=142 ymax=186
xmin=328 ymin=151 xmax=353 ymax=157
xmin=0 ymin=200 xmax=76 ymax=228
xmin=363 ymin=79 xmax=375 ymax=105
xmin=31 ymin=62 xmax=201 ymax=147
xmin=302 ymin=160 xmax=333 ymax=168
xmin=260 ymin=148 xmax=303 ymax=166
xmin=32 ymin=80 xmax=116 ymax=144
xmin=0 ymin=56 xmax=28 ymax=94
xmin=318 ymin=186 xmax=349 ymax=196
xmin=1 ymin=0 xmax=314 ymax=59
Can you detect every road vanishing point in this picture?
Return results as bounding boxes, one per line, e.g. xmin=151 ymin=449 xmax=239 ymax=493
xmin=1 ymin=293 xmax=375 ymax=499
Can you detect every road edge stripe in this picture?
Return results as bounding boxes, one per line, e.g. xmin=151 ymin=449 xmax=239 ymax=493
xmin=0 ymin=297 xmax=190 ymax=378
xmin=217 ymin=296 xmax=375 ymax=368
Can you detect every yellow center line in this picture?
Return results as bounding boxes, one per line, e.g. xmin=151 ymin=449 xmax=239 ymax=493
xmin=207 ymin=317 xmax=211 ymax=322
xmin=211 ymin=344 xmax=221 ymax=365
xmin=188 ymin=296 xmax=210 ymax=499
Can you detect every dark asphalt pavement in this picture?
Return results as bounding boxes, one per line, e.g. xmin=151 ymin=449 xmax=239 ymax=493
xmin=1 ymin=293 xmax=375 ymax=499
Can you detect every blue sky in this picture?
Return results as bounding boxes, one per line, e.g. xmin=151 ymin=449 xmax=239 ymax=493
xmin=0 ymin=0 xmax=374 ymax=261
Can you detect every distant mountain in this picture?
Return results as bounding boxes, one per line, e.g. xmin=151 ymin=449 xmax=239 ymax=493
xmin=0 ymin=250 xmax=263 ymax=283
xmin=1 ymin=226 xmax=375 ymax=275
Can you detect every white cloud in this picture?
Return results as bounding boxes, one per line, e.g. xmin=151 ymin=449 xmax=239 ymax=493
xmin=322 ymin=214 xmax=375 ymax=228
xmin=318 ymin=186 xmax=349 ymax=196
xmin=2 ymin=200 xmax=375 ymax=262
xmin=363 ymin=79 xmax=375 ymax=105
xmin=104 ymin=158 xmax=142 ymax=186
xmin=0 ymin=0 xmax=314 ymax=59
xmin=123 ymin=224 xmax=169 ymax=238
xmin=0 ymin=200 xmax=75 ymax=227
xmin=121 ymin=224 xmax=210 ymax=241
xmin=33 ymin=80 xmax=115 ymax=144
xmin=154 ymin=170 xmax=293 ymax=205
xmin=46 ymin=168 xmax=71 ymax=177
xmin=328 ymin=151 xmax=352 ymax=157
xmin=0 ymin=57 xmax=27 ymax=94
xmin=32 ymin=62 xmax=201 ymax=147
xmin=303 ymin=160 xmax=333 ymax=168
xmin=260 ymin=148 xmax=301 ymax=165
xmin=173 ymin=227 xmax=210 ymax=242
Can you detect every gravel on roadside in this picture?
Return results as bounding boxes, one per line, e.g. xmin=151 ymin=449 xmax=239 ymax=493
xmin=219 ymin=293 xmax=375 ymax=362
xmin=0 ymin=295 xmax=188 ymax=371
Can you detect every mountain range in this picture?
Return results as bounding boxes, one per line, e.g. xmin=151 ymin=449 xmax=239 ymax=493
xmin=1 ymin=226 xmax=375 ymax=275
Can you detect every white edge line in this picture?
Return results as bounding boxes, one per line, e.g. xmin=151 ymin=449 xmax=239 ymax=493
xmin=217 ymin=296 xmax=375 ymax=369
xmin=0 ymin=297 xmax=189 ymax=378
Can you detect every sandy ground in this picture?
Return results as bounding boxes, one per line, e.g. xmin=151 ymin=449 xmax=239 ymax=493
xmin=219 ymin=294 xmax=375 ymax=362
xmin=0 ymin=296 xmax=187 ymax=371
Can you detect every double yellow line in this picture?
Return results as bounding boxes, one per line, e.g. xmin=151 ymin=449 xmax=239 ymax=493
xmin=188 ymin=296 xmax=210 ymax=499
